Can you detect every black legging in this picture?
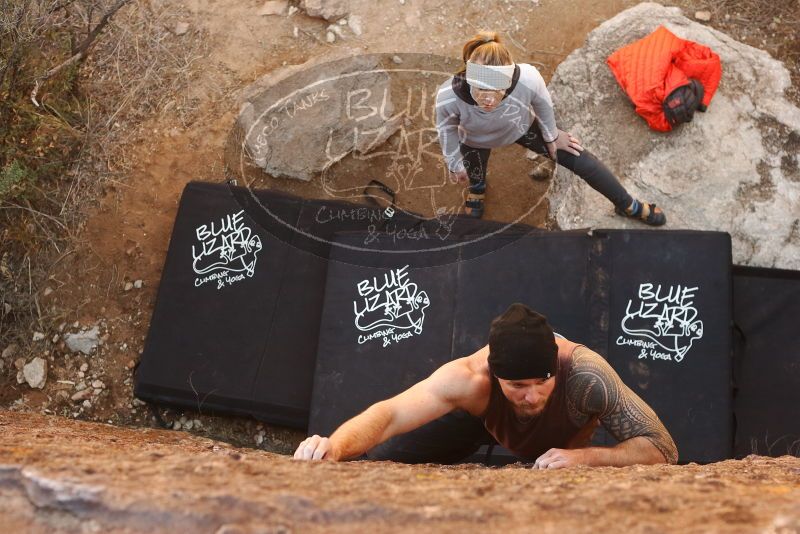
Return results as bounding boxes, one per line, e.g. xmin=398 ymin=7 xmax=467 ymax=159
xmin=459 ymin=120 xmax=634 ymax=211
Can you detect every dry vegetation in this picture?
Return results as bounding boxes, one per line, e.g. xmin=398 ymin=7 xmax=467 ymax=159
xmin=674 ymin=0 xmax=800 ymax=101
xmin=1 ymin=0 xmax=207 ymax=359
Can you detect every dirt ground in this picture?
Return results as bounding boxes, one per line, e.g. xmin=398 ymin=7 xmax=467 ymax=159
xmin=2 ymin=411 xmax=799 ymax=533
xmin=1 ymin=0 xmax=798 ymax=462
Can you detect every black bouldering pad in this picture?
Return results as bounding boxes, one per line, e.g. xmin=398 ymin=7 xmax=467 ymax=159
xmin=601 ymin=230 xmax=733 ymax=463
xmin=135 ymin=182 xmax=306 ymax=426
xmin=309 ymin=231 xmax=463 ymax=437
xmin=135 ymin=181 xmax=427 ymax=428
xmin=310 ymin=228 xmax=734 ymax=464
xmin=732 ymin=265 xmax=800 ymax=458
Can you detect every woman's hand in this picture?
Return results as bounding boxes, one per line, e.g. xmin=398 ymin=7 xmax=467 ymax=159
xmin=545 ymin=129 xmax=584 ymax=160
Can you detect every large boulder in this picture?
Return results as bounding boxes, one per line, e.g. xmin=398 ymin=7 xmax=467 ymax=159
xmin=231 ymin=52 xmax=403 ymax=182
xmin=547 ymin=2 xmax=800 ymax=269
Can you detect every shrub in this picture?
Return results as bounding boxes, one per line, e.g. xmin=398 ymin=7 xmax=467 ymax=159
xmin=0 ymin=159 xmax=34 ymax=201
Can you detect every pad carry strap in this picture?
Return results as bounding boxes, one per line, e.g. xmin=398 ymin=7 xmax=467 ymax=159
xmin=363 ymin=179 xmax=397 ymax=218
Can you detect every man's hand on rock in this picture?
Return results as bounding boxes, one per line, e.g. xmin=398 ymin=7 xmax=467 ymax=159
xmin=533 ymin=447 xmax=586 ymax=469
xmin=293 ymin=434 xmax=336 ymax=461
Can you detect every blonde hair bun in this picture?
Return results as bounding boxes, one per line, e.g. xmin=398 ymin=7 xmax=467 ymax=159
xmin=456 ymin=30 xmax=513 ymax=76
xmin=478 ymin=30 xmax=499 ymax=43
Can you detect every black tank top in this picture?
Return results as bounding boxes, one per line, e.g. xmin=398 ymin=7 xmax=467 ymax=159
xmin=481 ymin=345 xmax=599 ymax=460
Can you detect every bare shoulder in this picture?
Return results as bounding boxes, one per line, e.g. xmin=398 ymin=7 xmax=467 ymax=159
xmin=431 ymin=345 xmax=491 ymax=414
xmin=564 ymin=346 xmax=622 ymax=423
xmin=565 ymin=346 xmax=621 ymax=394
xmin=569 ymin=345 xmax=612 ymax=375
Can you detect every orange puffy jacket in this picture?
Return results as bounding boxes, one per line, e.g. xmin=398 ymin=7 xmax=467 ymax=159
xmin=607 ymin=26 xmax=722 ymax=132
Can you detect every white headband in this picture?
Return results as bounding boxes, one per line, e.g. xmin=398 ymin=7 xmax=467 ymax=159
xmin=465 ymin=61 xmax=515 ymax=90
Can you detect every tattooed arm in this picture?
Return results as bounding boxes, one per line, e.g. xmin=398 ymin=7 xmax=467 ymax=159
xmin=567 ymin=348 xmax=678 ymax=466
xmin=535 ymin=347 xmax=678 ymax=469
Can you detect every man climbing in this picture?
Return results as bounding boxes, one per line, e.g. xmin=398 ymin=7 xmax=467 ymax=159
xmin=294 ymin=303 xmax=678 ymax=468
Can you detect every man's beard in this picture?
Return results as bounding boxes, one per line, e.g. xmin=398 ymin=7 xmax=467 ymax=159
xmin=513 ymin=401 xmax=545 ymax=419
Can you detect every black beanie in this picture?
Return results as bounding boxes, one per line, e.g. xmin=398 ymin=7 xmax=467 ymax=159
xmin=487 ymin=303 xmax=558 ymax=380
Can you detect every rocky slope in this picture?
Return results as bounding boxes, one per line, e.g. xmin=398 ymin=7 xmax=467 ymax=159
xmin=2 ymin=411 xmax=799 ymax=533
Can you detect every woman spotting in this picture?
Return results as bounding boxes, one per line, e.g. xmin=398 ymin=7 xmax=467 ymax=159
xmin=435 ymin=30 xmax=666 ymax=225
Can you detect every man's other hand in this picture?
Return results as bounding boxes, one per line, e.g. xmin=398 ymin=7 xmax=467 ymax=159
xmin=293 ymin=434 xmax=336 ymax=461
xmin=533 ymin=448 xmax=586 ymax=469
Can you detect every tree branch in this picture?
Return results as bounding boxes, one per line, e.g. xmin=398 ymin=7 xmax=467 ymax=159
xmin=31 ymin=0 xmax=130 ymax=107
xmin=48 ymin=0 xmax=79 ymax=15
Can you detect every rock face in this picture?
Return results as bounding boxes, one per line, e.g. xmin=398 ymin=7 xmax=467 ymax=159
xmin=547 ymin=2 xmax=800 ymax=269
xmin=231 ymin=53 xmax=403 ymax=182
xmin=2 ymin=411 xmax=800 ymax=533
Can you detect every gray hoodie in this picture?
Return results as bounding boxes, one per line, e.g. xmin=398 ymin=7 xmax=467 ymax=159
xmin=435 ymin=63 xmax=559 ymax=173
